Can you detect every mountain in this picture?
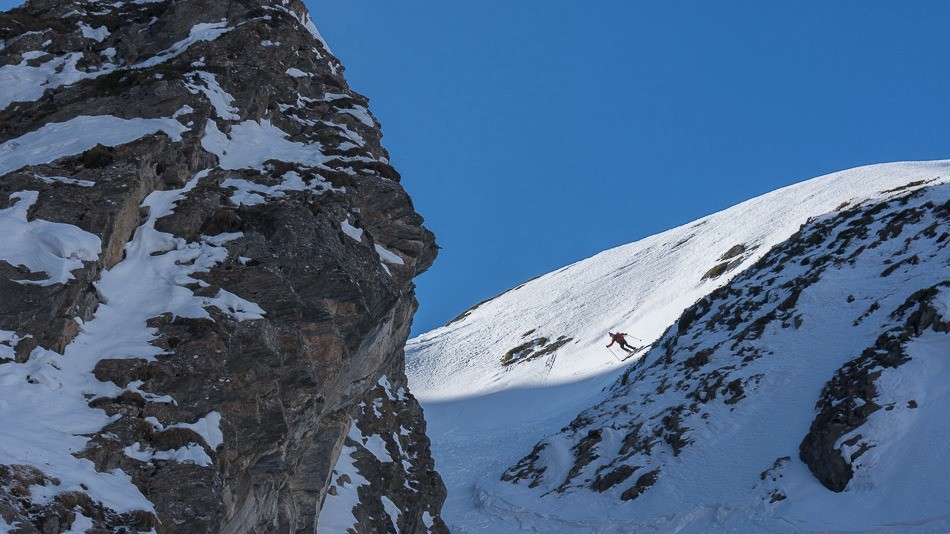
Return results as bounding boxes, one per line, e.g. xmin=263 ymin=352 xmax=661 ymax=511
xmin=0 ymin=0 xmax=446 ymax=532
xmin=407 ymin=161 xmax=950 ymax=532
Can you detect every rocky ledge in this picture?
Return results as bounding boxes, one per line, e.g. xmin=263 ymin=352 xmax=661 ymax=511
xmin=0 ymin=0 xmax=446 ymax=531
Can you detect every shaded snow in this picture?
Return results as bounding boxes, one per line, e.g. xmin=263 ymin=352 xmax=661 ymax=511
xmin=0 ymin=114 xmax=187 ymax=176
xmin=301 ymin=13 xmax=332 ymax=54
xmin=32 ymin=173 xmax=96 ymax=187
xmin=210 ymin=289 xmax=265 ymax=321
xmin=202 ymin=119 xmax=328 ymax=170
xmin=133 ymin=21 xmax=232 ymax=69
xmin=170 ymin=411 xmax=224 ymax=449
xmin=262 ymin=5 xmax=332 ymax=54
xmin=0 ymin=52 xmax=113 ymax=111
xmin=341 ymin=219 xmax=363 ymax=241
xmin=63 ymin=513 xmax=93 ymax=534
xmin=317 ymin=424 xmax=370 ymax=533
xmin=78 ymin=23 xmax=109 ymax=42
xmin=375 ymin=244 xmax=404 ymax=265
xmin=221 ymin=170 xmax=337 ymax=206
xmin=0 ymin=330 xmax=23 ymax=361
xmin=0 ymin=20 xmax=231 ymax=111
xmin=0 ymin=190 xmax=101 ymax=285
xmin=0 ymin=170 xmax=261 ymax=515
xmin=184 ymin=71 xmax=239 ymax=120
xmin=338 ymin=105 xmax=374 ymax=127
xmin=124 ymin=442 xmax=212 ymax=466
xmin=381 ymin=495 xmax=400 ymax=531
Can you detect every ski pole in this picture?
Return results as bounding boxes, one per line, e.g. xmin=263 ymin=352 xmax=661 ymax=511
xmin=606 ymin=346 xmax=622 ymax=362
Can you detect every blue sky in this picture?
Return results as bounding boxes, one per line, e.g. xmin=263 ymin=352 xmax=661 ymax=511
xmin=309 ymin=1 xmax=950 ymax=335
xmin=3 ymin=1 xmax=949 ymax=335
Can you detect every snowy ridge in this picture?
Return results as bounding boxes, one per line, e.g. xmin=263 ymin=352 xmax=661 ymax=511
xmin=407 ymin=161 xmax=950 ymax=532
xmin=409 ymin=161 xmax=950 ymax=401
xmin=495 ymin=180 xmax=949 ymax=532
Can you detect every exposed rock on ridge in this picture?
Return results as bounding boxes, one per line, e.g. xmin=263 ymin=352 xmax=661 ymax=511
xmin=0 ymin=0 xmax=446 ymax=531
xmin=502 ymin=179 xmax=949 ymax=523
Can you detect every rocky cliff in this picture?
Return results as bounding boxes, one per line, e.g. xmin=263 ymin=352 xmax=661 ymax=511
xmin=0 ymin=0 xmax=447 ymax=531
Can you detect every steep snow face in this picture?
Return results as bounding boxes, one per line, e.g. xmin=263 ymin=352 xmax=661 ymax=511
xmin=407 ymin=162 xmax=950 ymax=532
xmin=409 ymin=161 xmax=950 ymax=402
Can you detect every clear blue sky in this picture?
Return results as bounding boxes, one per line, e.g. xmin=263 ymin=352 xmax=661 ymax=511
xmin=3 ymin=0 xmax=948 ymax=336
xmin=307 ymin=2 xmax=950 ymax=335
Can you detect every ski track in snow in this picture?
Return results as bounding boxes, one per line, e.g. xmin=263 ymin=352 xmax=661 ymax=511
xmin=407 ymin=161 xmax=950 ymax=532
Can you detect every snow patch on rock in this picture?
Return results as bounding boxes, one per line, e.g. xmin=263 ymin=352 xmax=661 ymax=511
xmin=202 ymin=119 xmax=329 ymax=170
xmin=318 ymin=425 xmax=370 ymax=533
xmin=78 ymin=23 xmax=109 ymax=42
xmin=124 ymin=442 xmax=212 ymax=466
xmin=0 ymin=190 xmax=101 ymax=286
xmin=341 ymin=219 xmax=363 ymax=241
xmin=0 ymin=170 xmax=263 ymax=515
xmin=134 ymin=21 xmax=232 ymax=69
xmin=0 ymin=114 xmax=188 ymax=176
xmin=0 ymin=52 xmax=113 ymax=111
xmin=221 ymin=170 xmax=337 ymax=206
xmin=185 ymin=71 xmax=239 ymax=120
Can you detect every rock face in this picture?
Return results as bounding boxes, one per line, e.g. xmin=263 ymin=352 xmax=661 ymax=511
xmin=0 ymin=0 xmax=446 ymax=532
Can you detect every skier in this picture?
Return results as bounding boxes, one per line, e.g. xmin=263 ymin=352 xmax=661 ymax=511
xmin=607 ymin=332 xmax=638 ymax=353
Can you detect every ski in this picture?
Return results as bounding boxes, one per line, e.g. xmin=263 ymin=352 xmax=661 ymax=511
xmin=610 ymin=345 xmax=648 ymax=362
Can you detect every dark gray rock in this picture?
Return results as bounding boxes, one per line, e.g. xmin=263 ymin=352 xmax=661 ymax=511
xmin=800 ymin=283 xmax=950 ymax=491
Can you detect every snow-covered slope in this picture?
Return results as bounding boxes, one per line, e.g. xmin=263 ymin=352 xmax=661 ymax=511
xmin=409 ymin=162 xmax=949 ymax=400
xmin=407 ymin=161 xmax=950 ymax=532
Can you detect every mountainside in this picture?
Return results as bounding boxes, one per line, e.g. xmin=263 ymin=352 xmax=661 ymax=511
xmin=0 ymin=0 xmax=446 ymax=532
xmin=407 ymin=161 xmax=950 ymax=532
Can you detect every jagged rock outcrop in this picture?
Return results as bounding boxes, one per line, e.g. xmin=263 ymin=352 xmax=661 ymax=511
xmin=800 ymin=281 xmax=950 ymax=492
xmin=0 ymin=0 xmax=446 ymax=532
